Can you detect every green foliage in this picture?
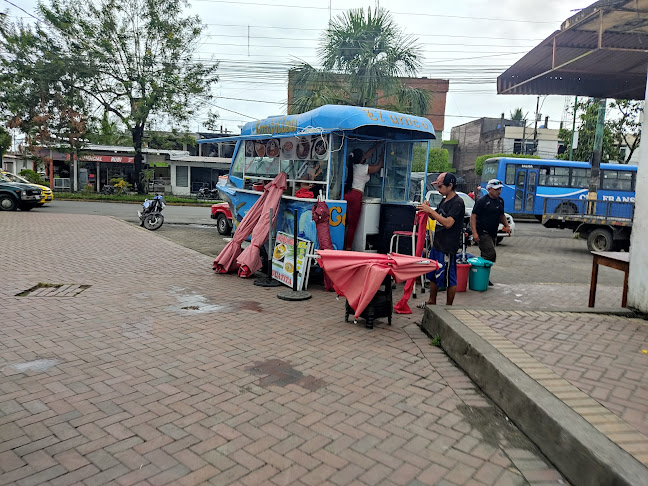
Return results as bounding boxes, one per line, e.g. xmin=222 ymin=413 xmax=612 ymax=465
xmin=54 ymin=192 xmax=215 ymax=204
xmin=558 ymin=99 xmax=620 ymax=163
xmin=430 ymin=336 xmax=441 ymax=347
xmin=18 ymin=169 xmax=49 ymax=186
xmin=475 ymin=153 xmax=539 ymax=176
xmin=81 ymin=184 xmax=95 ymax=194
xmin=0 ymin=126 xmax=11 ymax=156
xmin=1 ymin=0 xmax=218 ymax=193
xmin=509 ymin=108 xmax=527 ymax=121
xmin=289 ymin=7 xmax=429 ymax=116
xmin=412 ymin=146 xmax=451 ymax=172
xmin=86 ymin=113 xmax=131 ymax=146
xmin=146 ymin=130 xmax=196 ymax=150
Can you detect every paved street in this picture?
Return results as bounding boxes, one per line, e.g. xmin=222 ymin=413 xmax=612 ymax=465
xmin=0 ymin=213 xmax=567 ymax=485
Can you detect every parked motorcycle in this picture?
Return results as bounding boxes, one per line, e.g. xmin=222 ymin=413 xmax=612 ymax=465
xmin=138 ymin=194 xmax=165 ymax=230
xmin=197 ymin=185 xmax=219 ymax=200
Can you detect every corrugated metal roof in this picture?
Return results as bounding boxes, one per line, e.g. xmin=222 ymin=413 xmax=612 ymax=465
xmin=497 ymin=0 xmax=648 ymax=99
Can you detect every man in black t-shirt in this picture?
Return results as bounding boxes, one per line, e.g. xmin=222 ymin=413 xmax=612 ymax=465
xmin=470 ymin=178 xmax=511 ymax=263
xmin=416 ymin=172 xmax=465 ymax=306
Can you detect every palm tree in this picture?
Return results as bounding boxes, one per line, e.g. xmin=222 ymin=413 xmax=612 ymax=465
xmin=289 ymin=7 xmax=429 ymax=116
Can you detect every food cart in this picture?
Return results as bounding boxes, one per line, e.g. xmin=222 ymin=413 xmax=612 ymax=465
xmin=198 ymin=104 xmax=436 ymax=254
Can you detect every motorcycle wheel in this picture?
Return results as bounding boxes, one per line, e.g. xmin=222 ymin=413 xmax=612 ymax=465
xmin=143 ymin=213 xmax=164 ymax=230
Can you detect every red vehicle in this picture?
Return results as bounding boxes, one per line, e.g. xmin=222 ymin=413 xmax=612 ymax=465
xmin=211 ymin=202 xmax=233 ymax=235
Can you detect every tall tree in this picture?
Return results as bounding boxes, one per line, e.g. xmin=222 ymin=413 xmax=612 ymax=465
xmin=0 ymin=126 xmax=12 ymax=158
xmin=558 ymin=98 xmax=641 ymax=163
xmin=0 ymin=14 xmax=89 ymax=188
xmin=1 ymin=0 xmax=218 ymax=193
xmin=289 ymin=7 xmax=429 ymax=116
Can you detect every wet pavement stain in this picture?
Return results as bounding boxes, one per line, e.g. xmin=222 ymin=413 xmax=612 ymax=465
xmin=457 ymin=404 xmax=535 ymax=451
xmin=247 ymin=359 xmax=326 ymax=391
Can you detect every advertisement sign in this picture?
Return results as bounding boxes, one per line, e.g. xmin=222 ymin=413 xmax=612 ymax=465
xmin=271 ymin=232 xmax=313 ymax=290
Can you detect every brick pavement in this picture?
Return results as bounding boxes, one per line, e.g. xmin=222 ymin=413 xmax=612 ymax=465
xmin=0 ymin=213 xmax=566 ymax=486
xmin=448 ymin=309 xmax=648 ymax=467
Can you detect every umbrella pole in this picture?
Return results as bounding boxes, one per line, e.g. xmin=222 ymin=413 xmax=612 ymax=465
xmin=278 ymin=209 xmax=312 ymax=301
xmin=254 ymin=207 xmax=281 ymax=287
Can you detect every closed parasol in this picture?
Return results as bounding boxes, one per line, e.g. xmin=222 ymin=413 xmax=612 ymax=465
xmin=394 ymin=211 xmax=430 ymax=314
xmin=237 ymin=172 xmax=287 ymax=277
xmin=316 ymin=250 xmax=439 ymax=319
xmin=312 ymin=196 xmax=334 ymax=291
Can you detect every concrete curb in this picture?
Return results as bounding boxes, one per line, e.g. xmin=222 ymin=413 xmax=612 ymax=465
xmin=420 ymin=307 xmax=648 ymax=486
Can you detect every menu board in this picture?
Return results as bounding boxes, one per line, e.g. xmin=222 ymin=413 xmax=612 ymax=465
xmin=271 ymin=232 xmax=313 ymax=291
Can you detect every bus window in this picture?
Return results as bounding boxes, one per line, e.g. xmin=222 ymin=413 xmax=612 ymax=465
xmin=505 ymin=164 xmax=516 ymax=184
xmin=571 ymin=168 xmax=590 ymax=188
xmin=514 ymin=171 xmax=525 ymax=211
xmin=482 ymin=160 xmax=499 ymax=182
xmin=602 ymin=170 xmax=633 ymax=191
xmin=526 ymin=171 xmax=537 ymax=211
xmin=539 ymin=167 xmax=569 ymax=187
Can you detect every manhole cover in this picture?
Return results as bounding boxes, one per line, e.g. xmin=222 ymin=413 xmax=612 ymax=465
xmin=16 ymin=283 xmax=91 ymax=297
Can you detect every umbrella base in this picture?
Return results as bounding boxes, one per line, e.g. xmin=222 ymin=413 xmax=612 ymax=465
xmin=345 ymin=275 xmax=393 ymax=329
xmin=254 ymin=277 xmax=282 ymax=287
xmin=277 ymin=290 xmax=312 ymax=301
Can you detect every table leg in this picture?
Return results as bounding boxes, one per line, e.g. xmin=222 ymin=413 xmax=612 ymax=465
xmin=588 ymin=257 xmax=599 ymax=308
xmin=622 ymin=268 xmax=629 ymax=308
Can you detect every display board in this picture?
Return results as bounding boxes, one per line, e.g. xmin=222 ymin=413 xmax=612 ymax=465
xmin=272 ymin=232 xmax=313 ymax=291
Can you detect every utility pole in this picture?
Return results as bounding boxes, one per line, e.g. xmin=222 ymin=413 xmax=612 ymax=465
xmin=569 ymin=96 xmax=578 ymax=161
xmin=587 ymin=98 xmax=607 ymax=214
xmin=533 ymin=95 xmax=540 ymax=155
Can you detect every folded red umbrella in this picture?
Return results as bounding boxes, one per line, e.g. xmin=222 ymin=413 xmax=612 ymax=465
xmin=312 ymin=199 xmax=334 ymax=291
xmin=316 ymin=250 xmax=439 ymax=319
xmin=394 ymin=211 xmax=430 ymax=314
xmin=213 ymin=173 xmax=285 ymax=274
xmin=237 ymin=172 xmax=287 ymax=277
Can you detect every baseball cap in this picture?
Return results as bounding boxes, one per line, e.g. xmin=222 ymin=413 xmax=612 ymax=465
xmin=432 ymin=172 xmax=457 ymax=188
xmin=487 ymin=179 xmax=503 ymax=189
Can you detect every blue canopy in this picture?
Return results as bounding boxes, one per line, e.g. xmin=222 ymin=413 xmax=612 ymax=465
xmin=199 ymin=105 xmax=436 ymax=143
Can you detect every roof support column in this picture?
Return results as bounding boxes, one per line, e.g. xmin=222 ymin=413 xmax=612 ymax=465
xmin=628 ymin=65 xmax=648 ymax=313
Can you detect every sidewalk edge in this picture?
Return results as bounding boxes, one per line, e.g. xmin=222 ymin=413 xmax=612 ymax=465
xmin=420 ymin=307 xmax=648 ymax=486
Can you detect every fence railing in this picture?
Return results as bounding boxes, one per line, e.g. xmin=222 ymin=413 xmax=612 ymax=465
xmin=53 ymin=178 xmax=71 ymax=191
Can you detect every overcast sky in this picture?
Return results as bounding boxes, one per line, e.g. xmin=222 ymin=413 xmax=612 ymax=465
xmin=5 ymin=0 xmax=584 ymax=138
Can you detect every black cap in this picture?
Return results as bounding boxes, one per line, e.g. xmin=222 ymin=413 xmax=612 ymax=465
xmin=442 ymin=173 xmax=457 ymax=188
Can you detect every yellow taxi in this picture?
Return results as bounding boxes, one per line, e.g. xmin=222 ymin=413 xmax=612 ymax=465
xmin=0 ymin=171 xmax=54 ymax=205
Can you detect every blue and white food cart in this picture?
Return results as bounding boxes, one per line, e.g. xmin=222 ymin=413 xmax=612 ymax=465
xmin=198 ymin=105 xmax=436 ymax=254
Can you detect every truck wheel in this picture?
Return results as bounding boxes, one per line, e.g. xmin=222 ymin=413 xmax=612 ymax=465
xmin=0 ymin=194 xmax=17 ymax=211
xmin=555 ymin=202 xmax=577 ymax=214
xmin=587 ymin=228 xmax=613 ymax=252
xmin=216 ymin=214 xmax=232 ymax=235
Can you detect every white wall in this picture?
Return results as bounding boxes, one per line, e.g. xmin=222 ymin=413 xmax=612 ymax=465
xmin=628 ymin=74 xmax=648 ymax=313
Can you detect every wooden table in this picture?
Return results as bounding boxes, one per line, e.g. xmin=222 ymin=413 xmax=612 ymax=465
xmin=589 ymin=251 xmax=630 ymax=308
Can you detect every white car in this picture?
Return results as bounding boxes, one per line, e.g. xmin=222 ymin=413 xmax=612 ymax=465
xmin=425 ymin=190 xmax=515 ymax=243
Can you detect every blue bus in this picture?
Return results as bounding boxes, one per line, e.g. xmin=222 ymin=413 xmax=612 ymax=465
xmin=481 ymin=157 xmax=637 ymax=218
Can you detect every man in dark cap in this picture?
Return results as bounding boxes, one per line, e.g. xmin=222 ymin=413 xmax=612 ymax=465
xmin=416 ymin=172 xmax=465 ymax=306
xmin=470 ymin=178 xmax=511 ymax=265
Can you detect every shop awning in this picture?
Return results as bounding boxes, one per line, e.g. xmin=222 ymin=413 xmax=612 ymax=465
xmin=497 ymin=0 xmax=648 ymax=100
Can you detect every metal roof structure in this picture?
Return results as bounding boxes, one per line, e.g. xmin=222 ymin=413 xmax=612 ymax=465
xmin=497 ymin=0 xmax=648 ymax=100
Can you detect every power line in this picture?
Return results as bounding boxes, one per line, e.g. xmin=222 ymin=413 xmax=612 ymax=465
xmin=191 ymin=0 xmax=561 ymax=24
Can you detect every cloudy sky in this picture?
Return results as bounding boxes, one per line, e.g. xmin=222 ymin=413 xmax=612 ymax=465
xmin=5 ymin=0 xmax=584 ymax=138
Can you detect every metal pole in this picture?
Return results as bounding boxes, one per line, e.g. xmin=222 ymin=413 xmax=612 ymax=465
xmin=569 ymin=96 xmax=578 ymax=161
xmin=533 ymin=95 xmax=540 ymax=154
xmin=292 ymin=209 xmax=298 ymax=292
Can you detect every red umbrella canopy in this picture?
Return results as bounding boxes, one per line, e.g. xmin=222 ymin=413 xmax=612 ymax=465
xmin=237 ymin=172 xmax=287 ymax=277
xmin=316 ymin=250 xmax=439 ymax=318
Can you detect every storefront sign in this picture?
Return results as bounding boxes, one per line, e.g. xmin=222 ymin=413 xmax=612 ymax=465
xmin=271 ymin=231 xmax=313 ymax=291
xmin=79 ymin=155 xmax=135 ymax=164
